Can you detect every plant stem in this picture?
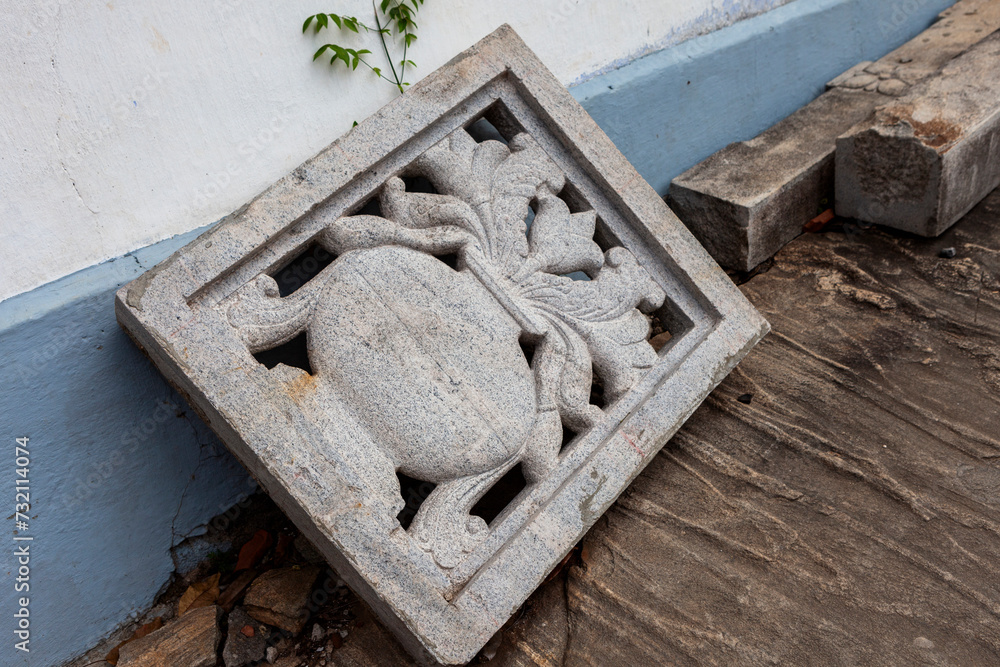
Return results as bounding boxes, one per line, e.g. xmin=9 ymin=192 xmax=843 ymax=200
xmin=356 ymin=56 xmax=396 ymax=85
xmin=373 ymin=1 xmax=403 ymax=92
xmin=394 ymin=0 xmax=409 ymax=84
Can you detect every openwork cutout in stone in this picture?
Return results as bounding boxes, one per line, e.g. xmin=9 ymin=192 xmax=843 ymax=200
xmin=223 ymin=123 xmax=665 ymax=568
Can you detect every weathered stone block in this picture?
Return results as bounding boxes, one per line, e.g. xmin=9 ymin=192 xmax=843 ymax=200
xmin=118 ymin=606 xmax=221 ymax=667
xmin=836 ymin=31 xmax=1000 ymax=236
xmin=222 ymin=606 xmax=267 ymax=667
xmin=667 ymin=87 xmax=880 ymax=271
xmin=244 ymin=566 xmax=321 ymax=634
xmin=115 ymin=26 xmax=767 ymax=664
xmin=668 ymin=0 xmax=1000 ymax=271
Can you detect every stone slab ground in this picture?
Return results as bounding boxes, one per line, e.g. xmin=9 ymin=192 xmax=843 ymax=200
xmin=836 ymin=30 xmax=1000 ymax=236
xmin=330 ymin=187 xmax=1000 ymax=665
xmin=667 ymin=0 xmax=1000 ymax=272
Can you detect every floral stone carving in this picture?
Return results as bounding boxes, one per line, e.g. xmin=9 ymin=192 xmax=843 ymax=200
xmin=116 ymin=26 xmax=768 ymax=665
xmin=224 ymin=127 xmax=665 ymax=569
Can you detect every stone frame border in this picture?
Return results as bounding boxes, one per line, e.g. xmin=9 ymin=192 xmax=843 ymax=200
xmin=116 ymin=25 xmax=768 ymax=664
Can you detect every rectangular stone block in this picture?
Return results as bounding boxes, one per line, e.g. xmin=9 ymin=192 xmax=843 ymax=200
xmin=836 ymin=30 xmax=1000 ymax=236
xmin=668 ymin=0 xmax=1000 ymax=271
xmin=667 ymin=87 xmax=880 ymax=271
xmin=115 ymin=26 xmax=767 ymax=664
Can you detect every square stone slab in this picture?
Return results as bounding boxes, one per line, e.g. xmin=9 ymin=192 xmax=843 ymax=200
xmin=116 ymin=25 xmax=768 ymax=665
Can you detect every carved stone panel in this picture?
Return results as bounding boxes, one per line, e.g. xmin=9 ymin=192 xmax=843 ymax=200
xmin=116 ymin=26 xmax=768 ymax=665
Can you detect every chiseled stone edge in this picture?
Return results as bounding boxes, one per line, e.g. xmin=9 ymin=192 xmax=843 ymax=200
xmin=668 ymin=0 xmax=1000 ymax=271
xmin=115 ymin=25 xmax=767 ymax=664
xmin=835 ymin=30 xmax=1000 ymax=236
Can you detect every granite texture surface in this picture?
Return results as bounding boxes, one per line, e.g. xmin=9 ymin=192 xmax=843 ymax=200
xmin=115 ymin=25 xmax=767 ymax=664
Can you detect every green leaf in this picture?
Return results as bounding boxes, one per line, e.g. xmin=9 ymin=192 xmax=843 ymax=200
xmin=345 ymin=18 xmax=359 ymax=33
xmin=331 ymin=44 xmax=350 ymax=67
xmin=330 ymin=13 xmax=342 ymax=29
xmin=380 ymin=0 xmax=391 ymax=12
xmin=404 ymin=33 xmax=417 ymax=47
xmin=410 ymin=0 xmax=420 ymax=10
xmin=357 ymin=48 xmax=372 ymax=55
xmin=315 ymin=13 xmax=328 ymax=32
xmin=353 ymin=120 xmax=359 ymax=127
xmin=372 ymin=67 xmax=382 ymax=76
xmin=404 ymin=59 xmax=416 ymax=68
xmin=313 ymin=44 xmax=330 ymax=61
xmin=352 ymin=56 xmax=359 ymax=70
xmin=302 ymin=15 xmax=314 ymax=33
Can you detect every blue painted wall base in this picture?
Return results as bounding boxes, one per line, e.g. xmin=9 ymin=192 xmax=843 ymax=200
xmin=0 ymin=227 xmax=254 ymax=666
xmin=0 ymin=0 xmax=954 ymax=663
xmin=575 ymin=0 xmax=954 ymax=195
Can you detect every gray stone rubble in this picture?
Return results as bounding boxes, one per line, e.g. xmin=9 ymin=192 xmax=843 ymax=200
xmin=222 ymin=606 xmax=268 ymax=667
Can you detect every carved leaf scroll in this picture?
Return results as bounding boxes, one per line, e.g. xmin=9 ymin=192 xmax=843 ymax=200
xmin=514 ymin=195 xmax=605 ymax=281
xmin=517 ymin=247 xmax=665 ymax=403
xmin=226 ymin=274 xmax=320 ymax=354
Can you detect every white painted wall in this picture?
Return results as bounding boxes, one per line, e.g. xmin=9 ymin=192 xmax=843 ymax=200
xmin=0 ymin=0 xmax=790 ymax=302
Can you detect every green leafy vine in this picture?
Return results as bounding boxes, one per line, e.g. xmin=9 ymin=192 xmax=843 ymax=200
xmin=303 ymin=0 xmax=423 ymax=95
